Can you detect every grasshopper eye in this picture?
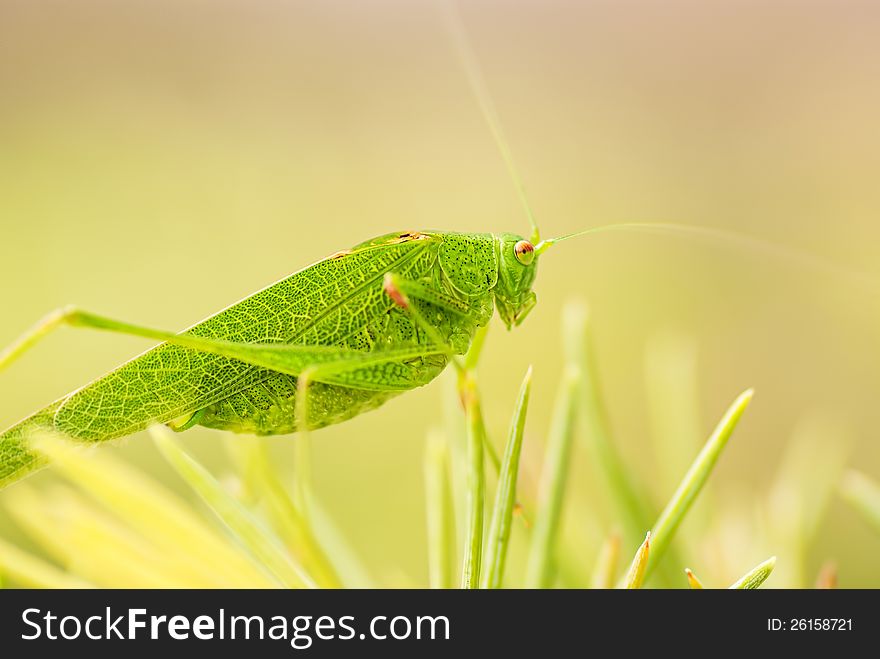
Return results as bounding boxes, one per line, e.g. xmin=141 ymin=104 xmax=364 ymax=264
xmin=513 ymin=240 xmax=535 ymax=265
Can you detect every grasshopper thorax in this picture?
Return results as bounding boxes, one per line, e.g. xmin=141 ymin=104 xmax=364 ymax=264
xmin=493 ymin=232 xmax=539 ymax=328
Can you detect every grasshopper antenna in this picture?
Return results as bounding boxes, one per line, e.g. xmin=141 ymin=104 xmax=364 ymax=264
xmin=442 ymin=1 xmax=541 ymax=244
xmin=535 ymin=221 xmax=880 ymax=292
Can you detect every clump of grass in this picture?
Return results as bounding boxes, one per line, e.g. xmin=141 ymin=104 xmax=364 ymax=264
xmin=1 ymin=300 xmax=865 ymax=589
xmin=151 ymin=427 xmax=315 ymax=588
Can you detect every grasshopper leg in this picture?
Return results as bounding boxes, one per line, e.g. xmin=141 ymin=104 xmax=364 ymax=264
xmin=0 ymin=306 xmax=80 ymax=372
xmin=382 ymin=273 xmax=467 ymax=374
xmin=0 ymin=306 xmax=448 ymax=386
xmin=383 ymin=272 xmax=526 ymax=517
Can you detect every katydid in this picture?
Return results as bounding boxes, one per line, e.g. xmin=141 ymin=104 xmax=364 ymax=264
xmin=0 ymin=228 xmax=567 ymax=488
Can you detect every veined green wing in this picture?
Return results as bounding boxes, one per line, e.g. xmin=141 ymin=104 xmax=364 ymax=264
xmin=54 ymin=233 xmax=442 ymax=441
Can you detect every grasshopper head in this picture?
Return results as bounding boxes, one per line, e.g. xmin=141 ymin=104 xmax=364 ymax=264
xmin=494 ymin=233 xmax=539 ymax=329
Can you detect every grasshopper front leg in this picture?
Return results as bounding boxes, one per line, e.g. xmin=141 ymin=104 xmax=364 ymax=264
xmin=382 ymin=271 xmax=493 ymax=587
xmin=381 ymin=273 xmax=470 ymax=374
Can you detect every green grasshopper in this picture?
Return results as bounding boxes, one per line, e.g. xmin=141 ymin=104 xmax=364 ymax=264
xmin=0 ymin=227 xmax=558 ymax=488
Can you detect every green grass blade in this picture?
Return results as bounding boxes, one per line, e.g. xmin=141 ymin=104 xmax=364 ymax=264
xmin=590 ymin=531 xmax=621 ymax=589
xmin=293 ymin=379 xmax=313 ymax=518
xmin=227 ymin=438 xmax=341 ymax=588
xmin=464 ymin=323 xmax=490 ymax=371
xmin=525 ymin=366 xmax=579 ymax=588
xmin=425 ymin=429 xmax=455 ymax=589
xmin=482 ymin=366 xmax=533 ymax=589
xmin=645 ymin=388 xmax=754 ymax=581
xmin=728 ymin=556 xmax=776 ymax=589
xmin=459 ymin=373 xmax=486 ymax=589
xmin=623 ymin=532 xmax=651 ymax=589
xmin=685 ymin=568 xmax=705 ymax=589
xmin=464 ymin=324 xmax=508 ymax=483
xmin=151 ymin=427 xmax=316 ymax=589
xmin=840 ymin=470 xmax=880 ymax=535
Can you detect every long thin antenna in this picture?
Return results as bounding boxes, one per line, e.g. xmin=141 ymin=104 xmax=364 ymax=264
xmin=536 ymin=221 xmax=880 ymax=292
xmin=442 ymin=2 xmax=541 ymax=243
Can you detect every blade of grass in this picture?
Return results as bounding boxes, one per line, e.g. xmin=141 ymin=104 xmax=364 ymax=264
xmin=425 ymin=429 xmax=455 ymax=589
xmin=30 ymin=432 xmax=278 ymax=588
xmin=230 ymin=438 xmax=341 ymax=588
xmin=482 ymin=366 xmax=533 ymax=589
xmin=685 ymin=568 xmax=705 ymax=589
xmin=590 ymin=531 xmax=621 ymax=589
xmin=464 ymin=324 xmax=511 ymax=498
xmin=840 ymin=470 xmax=880 ymax=534
xmin=293 ymin=403 xmax=313 ymax=517
xmin=459 ymin=372 xmax=486 ymax=589
xmin=151 ymin=427 xmax=316 ymax=589
xmin=464 ymin=323 xmax=490 ymax=371
xmin=728 ymin=556 xmax=776 ymax=589
xmin=623 ymin=532 xmax=651 ymax=589
xmin=525 ymin=366 xmax=580 ymax=588
xmin=642 ymin=388 xmax=753 ymax=582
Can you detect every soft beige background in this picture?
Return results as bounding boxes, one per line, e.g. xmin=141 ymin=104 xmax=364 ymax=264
xmin=1 ymin=0 xmax=878 ymax=586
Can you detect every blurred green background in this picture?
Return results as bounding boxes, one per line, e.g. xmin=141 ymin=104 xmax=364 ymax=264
xmin=1 ymin=0 xmax=878 ymax=587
